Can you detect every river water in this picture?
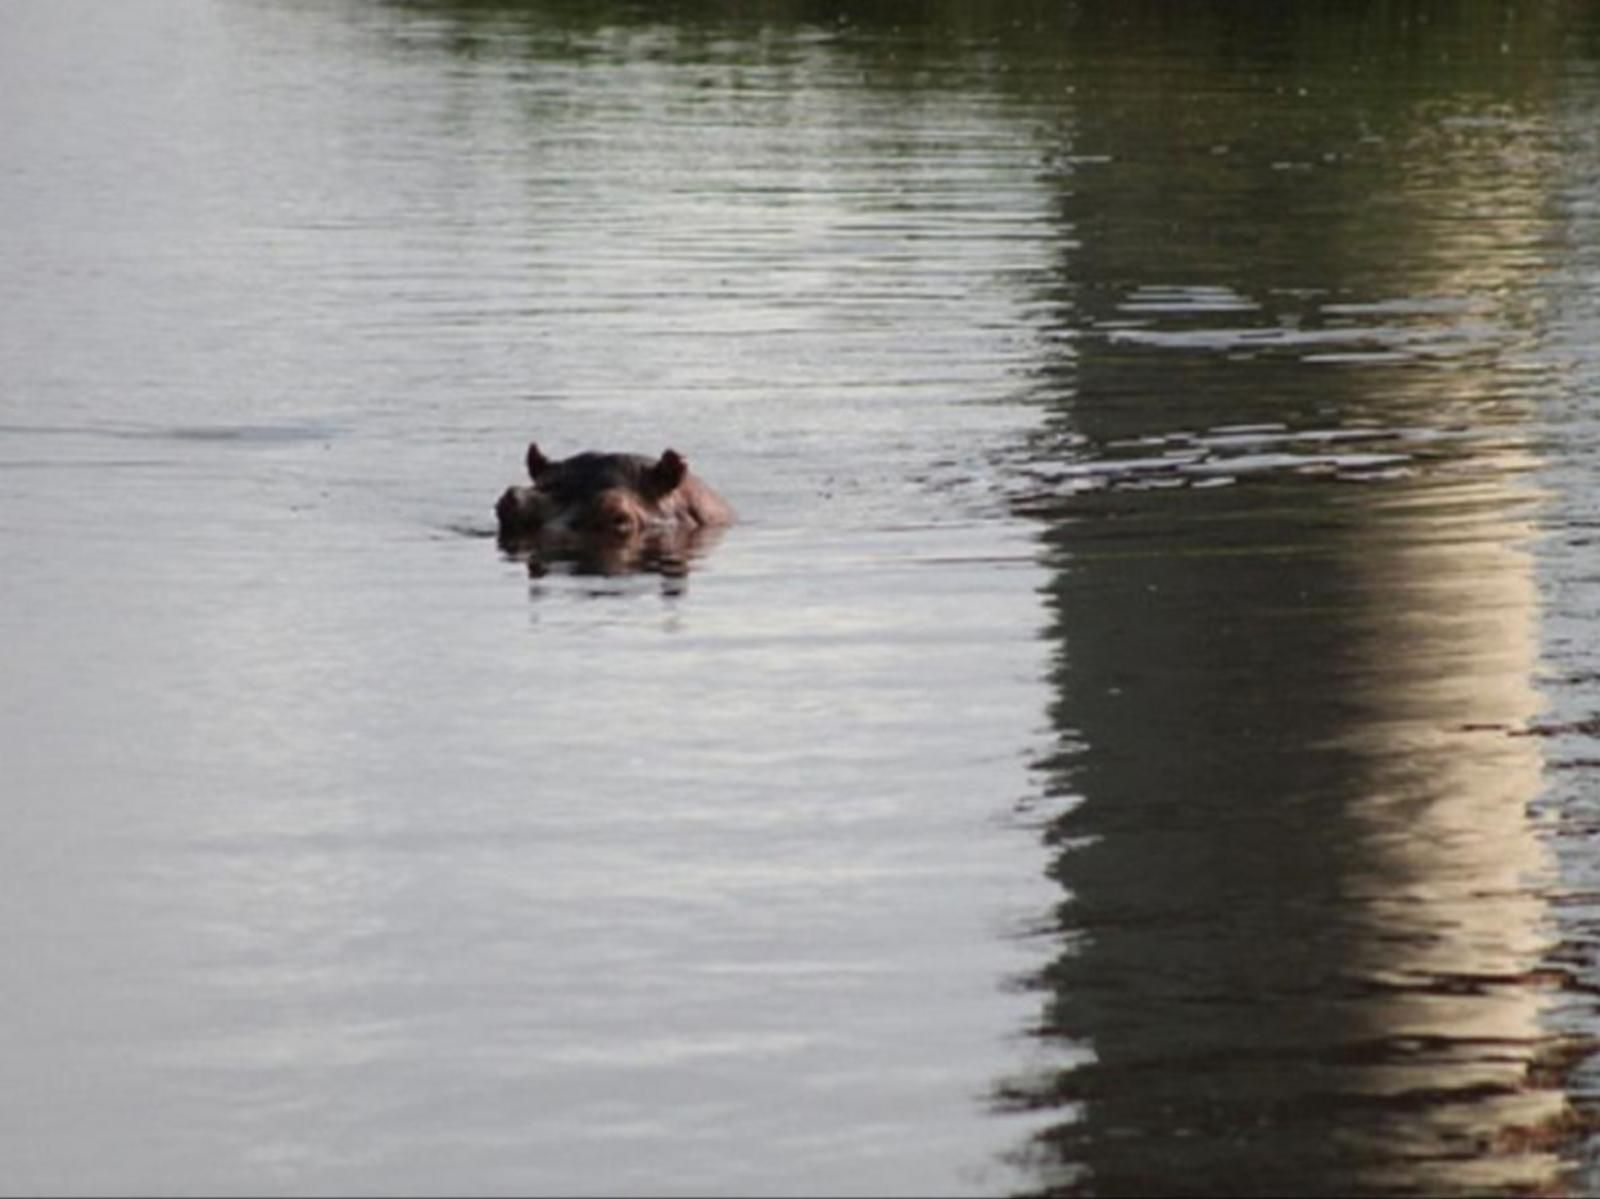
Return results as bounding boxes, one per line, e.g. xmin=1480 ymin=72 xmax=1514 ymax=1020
xmin=5 ymin=1 xmax=1600 ymax=1195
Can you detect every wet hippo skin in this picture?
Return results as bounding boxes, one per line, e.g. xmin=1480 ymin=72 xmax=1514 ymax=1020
xmin=495 ymin=441 xmax=735 ymax=548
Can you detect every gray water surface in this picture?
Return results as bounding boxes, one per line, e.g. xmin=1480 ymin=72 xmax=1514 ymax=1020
xmin=6 ymin=2 xmax=1600 ymax=1195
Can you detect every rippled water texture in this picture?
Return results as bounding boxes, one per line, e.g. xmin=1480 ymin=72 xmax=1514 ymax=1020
xmin=7 ymin=2 xmax=1600 ymax=1195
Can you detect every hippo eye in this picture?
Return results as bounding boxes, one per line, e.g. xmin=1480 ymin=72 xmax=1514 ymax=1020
xmin=536 ymin=476 xmax=575 ymax=500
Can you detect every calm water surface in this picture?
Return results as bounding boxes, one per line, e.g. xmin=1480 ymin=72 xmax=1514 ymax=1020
xmin=6 ymin=1 xmax=1600 ymax=1195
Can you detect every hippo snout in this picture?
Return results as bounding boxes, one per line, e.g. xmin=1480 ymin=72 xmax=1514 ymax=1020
xmin=495 ymin=485 xmax=551 ymax=539
xmin=495 ymin=487 xmax=519 ymax=526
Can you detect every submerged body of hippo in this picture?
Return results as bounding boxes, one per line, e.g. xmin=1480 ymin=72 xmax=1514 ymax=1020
xmin=495 ymin=441 xmax=734 ymax=571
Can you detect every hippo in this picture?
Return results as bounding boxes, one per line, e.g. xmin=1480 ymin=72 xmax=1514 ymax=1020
xmin=495 ymin=442 xmax=735 ymax=556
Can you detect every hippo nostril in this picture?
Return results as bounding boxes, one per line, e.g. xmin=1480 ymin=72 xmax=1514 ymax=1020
xmin=496 ymin=487 xmax=531 ymax=534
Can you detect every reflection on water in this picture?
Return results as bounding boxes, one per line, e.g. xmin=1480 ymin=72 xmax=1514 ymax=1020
xmin=1009 ymin=469 xmax=1564 ymax=1195
xmin=7 ymin=0 xmax=1600 ymax=1194
xmin=504 ymin=524 xmax=727 ymax=598
xmin=994 ymin=5 xmax=1600 ymax=1194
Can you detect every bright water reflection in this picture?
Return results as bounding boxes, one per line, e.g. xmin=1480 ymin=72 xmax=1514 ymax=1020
xmin=6 ymin=1 xmax=1600 ymax=1196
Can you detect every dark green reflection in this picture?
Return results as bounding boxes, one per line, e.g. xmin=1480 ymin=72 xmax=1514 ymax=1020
xmin=1003 ymin=4 xmax=1585 ymax=1197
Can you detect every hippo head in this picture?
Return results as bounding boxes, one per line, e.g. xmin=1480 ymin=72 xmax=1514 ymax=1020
xmin=495 ymin=442 xmax=690 ymax=544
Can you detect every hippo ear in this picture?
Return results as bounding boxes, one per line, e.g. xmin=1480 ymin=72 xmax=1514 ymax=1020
xmin=648 ymin=449 xmax=688 ymax=496
xmin=526 ymin=441 xmax=551 ymax=480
